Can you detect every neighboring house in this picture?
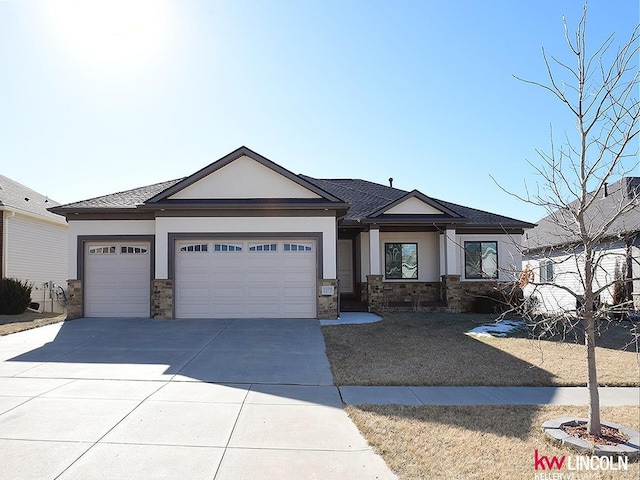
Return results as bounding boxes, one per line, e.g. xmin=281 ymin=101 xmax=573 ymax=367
xmin=50 ymin=146 xmax=534 ymax=320
xmin=0 ymin=175 xmax=68 ymax=313
xmin=522 ymin=177 xmax=640 ymax=314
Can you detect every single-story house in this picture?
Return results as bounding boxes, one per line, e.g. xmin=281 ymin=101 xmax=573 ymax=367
xmin=0 ymin=174 xmax=68 ymax=313
xmin=50 ymin=146 xmax=534 ymax=320
xmin=522 ymin=177 xmax=640 ymax=313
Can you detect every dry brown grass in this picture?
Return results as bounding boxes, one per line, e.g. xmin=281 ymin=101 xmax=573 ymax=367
xmin=323 ymin=313 xmax=640 ymax=386
xmin=0 ymin=312 xmax=66 ymax=335
xmin=346 ymin=404 xmax=640 ymax=480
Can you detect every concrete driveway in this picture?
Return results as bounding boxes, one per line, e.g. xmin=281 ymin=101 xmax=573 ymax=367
xmin=0 ymin=318 xmax=396 ymax=480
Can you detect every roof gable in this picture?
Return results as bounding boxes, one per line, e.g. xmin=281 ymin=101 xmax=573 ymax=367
xmin=149 ymin=146 xmax=338 ymax=203
xmin=385 ymin=196 xmax=442 ymax=214
xmin=371 ymin=190 xmax=461 ymax=218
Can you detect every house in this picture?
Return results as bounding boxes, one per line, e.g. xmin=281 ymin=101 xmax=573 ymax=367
xmin=522 ymin=177 xmax=640 ymax=314
xmin=50 ymin=146 xmax=534 ymax=320
xmin=0 ymin=175 xmax=68 ymax=313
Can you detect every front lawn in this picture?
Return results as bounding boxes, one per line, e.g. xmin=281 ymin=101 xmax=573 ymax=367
xmin=347 ymin=404 xmax=640 ymax=480
xmin=322 ymin=313 xmax=640 ymax=386
xmin=0 ymin=312 xmax=66 ymax=335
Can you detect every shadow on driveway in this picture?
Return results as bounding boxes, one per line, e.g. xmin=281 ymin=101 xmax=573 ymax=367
xmin=2 ymin=317 xmax=335 ymax=403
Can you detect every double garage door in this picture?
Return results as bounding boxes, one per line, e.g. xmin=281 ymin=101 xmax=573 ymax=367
xmin=84 ymin=238 xmax=317 ymax=318
xmin=175 ymin=239 xmax=317 ymax=318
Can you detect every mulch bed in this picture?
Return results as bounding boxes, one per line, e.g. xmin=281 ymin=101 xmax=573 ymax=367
xmin=562 ymin=422 xmax=630 ymax=446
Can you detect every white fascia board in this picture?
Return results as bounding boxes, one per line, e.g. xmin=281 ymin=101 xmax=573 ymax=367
xmin=0 ymin=205 xmax=67 ymax=227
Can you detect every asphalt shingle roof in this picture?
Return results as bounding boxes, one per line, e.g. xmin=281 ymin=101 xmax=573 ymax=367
xmin=300 ymin=177 xmax=407 ymax=222
xmin=524 ymin=177 xmax=640 ymax=252
xmin=0 ymin=174 xmax=64 ymax=222
xmin=56 ymin=178 xmax=184 ymax=210
xmin=302 ymin=176 xmax=533 ymax=228
xmin=52 ymin=172 xmax=534 ymax=229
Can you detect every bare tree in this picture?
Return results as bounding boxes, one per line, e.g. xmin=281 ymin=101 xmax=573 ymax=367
xmin=505 ymin=4 xmax=639 ymax=436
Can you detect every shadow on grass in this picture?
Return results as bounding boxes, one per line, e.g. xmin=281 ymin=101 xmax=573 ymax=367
xmin=349 ymin=403 xmax=544 ymax=441
xmin=322 ymin=312 xmax=560 ymax=387
xmin=526 ymin=318 xmax=640 ymax=352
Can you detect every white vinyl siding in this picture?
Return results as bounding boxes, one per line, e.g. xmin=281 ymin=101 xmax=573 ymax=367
xmin=523 ymin=242 xmax=630 ymax=313
xmin=4 ymin=213 xmax=68 ymax=313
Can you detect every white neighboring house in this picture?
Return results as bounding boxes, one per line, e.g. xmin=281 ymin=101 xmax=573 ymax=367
xmin=0 ymin=175 xmax=68 ymax=313
xmin=522 ymin=177 xmax=640 ymax=314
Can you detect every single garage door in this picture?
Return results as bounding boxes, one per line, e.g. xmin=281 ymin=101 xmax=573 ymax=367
xmin=175 ymin=239 xmax=317 ymax=318
xmin=84 ymin=242 xmax=151 ymax=317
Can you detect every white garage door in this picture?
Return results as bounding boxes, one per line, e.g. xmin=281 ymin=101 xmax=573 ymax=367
xmin=84 ymin=242 xmax=151 ymax=317
xmin=175 ymin=239 xmax=317 ymax=318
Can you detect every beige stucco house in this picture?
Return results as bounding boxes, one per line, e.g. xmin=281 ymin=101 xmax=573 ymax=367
xmin=51 ymin=147 xmax=533 ymax=319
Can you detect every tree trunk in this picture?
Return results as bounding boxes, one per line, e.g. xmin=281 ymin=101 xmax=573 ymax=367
xmin=584 ymin=313 xmax=601 ymax=436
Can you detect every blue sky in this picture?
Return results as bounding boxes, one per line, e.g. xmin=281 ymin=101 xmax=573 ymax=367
xmin=1 ymin=0 xmax=638 ymax=223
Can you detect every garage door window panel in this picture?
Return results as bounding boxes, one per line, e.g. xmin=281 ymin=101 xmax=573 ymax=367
xmin=121 ymin=246 xmax=148 ymax=254
xmin=89 ymin=246 xmax=116 ymax=255
xmin=179 ymin=243 xmax=208 ymax=252
xmin=284 ymin=243 xmax=313 ymax=252
xmin=249 ymin=243 xmax=277 ymax=252
xmin=214 ymin=243 xmax=243 ymax=252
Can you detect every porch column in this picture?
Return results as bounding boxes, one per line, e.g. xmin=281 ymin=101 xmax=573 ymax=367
xmin=444 ymin=228 xmax=459 ymax=275
xmin=369 ymin=227 xmax=381 ymax=275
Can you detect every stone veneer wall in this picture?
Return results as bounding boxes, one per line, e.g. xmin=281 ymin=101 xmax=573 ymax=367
xmin=318 ymin=279 xmax=339 ymax=319
xmin=66 ymin=279 xmax=82 ymax=319
xmin=366 ymin=275 xmax=384 ymax=313
xmin=381 ymin=282 xmax=442 ymax=304
xmin=363 ymin=275 xmax=513 ymax=314
xmin=151 ymin=279 xmax=173 ymax=320
xmin=358 ymin=282 xmax=368 ymax=303
xmin=443 ymin=276 xmax=515 ymax=313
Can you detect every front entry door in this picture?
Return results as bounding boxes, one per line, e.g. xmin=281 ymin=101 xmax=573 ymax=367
xmin=338 ymin=239 xmax=354 ymax=293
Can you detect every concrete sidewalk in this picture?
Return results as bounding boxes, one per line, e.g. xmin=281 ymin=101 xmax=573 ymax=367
xmin=339 ymin=385 xmax=640 ymax=406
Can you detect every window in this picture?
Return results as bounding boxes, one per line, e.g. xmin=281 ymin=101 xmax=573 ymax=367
xmin=214 ymin=243 xmax=243 ymax=252
xmin=385 ymin=243 xmax=418 ymax=279
xmin=464 ymin=241 xmax=498 ymax=279
xmin=284 ymin=243 xmax=312 ymax=252
xmin=89 ymin=246 xmax=116 ymax=255
xmin=180 ymin=243 xmax=208 ymax=252
xmin=121 ymin=246 xmax=148 ymax=254
xmin=540 ymin=260 xmax=554 ymax=282
xmin=249 ymin=243 xmax=277 ymax=252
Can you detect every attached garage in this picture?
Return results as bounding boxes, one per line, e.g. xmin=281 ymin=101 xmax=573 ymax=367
xmin=84 ymin=242 xmax=151 ymax=317
xmin=174 ymin=238 xmax=317 ymax=318
xmin=54 ymin=147 xmax=348 ymax=321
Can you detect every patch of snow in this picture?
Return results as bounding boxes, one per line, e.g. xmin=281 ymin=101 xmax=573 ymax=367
xmin=320 ymin=312 xmax=382 ymax=326
xmin=465 ymin=319 xmax=526 ymax=338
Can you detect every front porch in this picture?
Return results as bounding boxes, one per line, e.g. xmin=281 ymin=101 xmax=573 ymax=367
xmin=336 ymin=224 xmax=520 ymax=315
xmin=339 ymin=274 xmax=507 ymax=314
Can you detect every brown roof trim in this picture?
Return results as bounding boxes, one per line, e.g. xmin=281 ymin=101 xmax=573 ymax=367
xmin=361 ymin=216 xmax=468 ymax=225
xmin=139 ymin=198 xmax=349 ymax=210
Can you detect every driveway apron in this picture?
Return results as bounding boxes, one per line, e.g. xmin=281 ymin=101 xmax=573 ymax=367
xmin=0 ymin=318 xmax=397 ymax=480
